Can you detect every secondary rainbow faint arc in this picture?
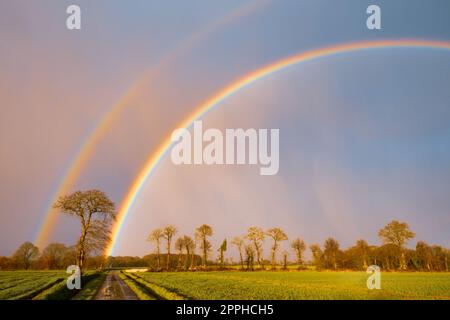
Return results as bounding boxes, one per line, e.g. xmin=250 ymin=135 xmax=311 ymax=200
xmin=105 ymin=39 xmax=450 ymax=256
xmin=34 ymin=0 xmax=272 ymax=249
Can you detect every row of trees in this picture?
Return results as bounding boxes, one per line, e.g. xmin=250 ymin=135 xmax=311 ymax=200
xmin=1 ymin=220 xmax=448 ymax=272
xmin=147 ymin=224 xmax=214 ymax=271
xmin=0 ymin=242 xmax=105 ymax=270
xmin=146 ymin=220 xmax=450 ymax=272
xmin=1 ymin=189 xmax=448 ymax=272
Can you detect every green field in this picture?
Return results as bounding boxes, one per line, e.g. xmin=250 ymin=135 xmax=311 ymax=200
xmin=0 ymin=271 xmax=66 ymax=299
xmin=1 ymin=270 xmax=450 ymax=300
xmin=0 ymin=271 xmax=103 ymax=300
xmin=127 ymin=271 xmax=450 ymax=300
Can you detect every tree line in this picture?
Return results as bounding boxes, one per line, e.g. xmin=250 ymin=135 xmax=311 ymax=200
xmin=145 ymin=220 xmax=449 ymax=272
xmin=1 ymin=189 xmax=448 ymax=272
xmin=1 ymin=219 xmax=448 ymax=272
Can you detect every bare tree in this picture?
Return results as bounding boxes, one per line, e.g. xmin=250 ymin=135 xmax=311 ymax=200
xmin=195 ymin=224 xmax=213 ymax=268
xmin=281 ymin=251 xmax=289 ymax=270
xmin=232 ymin=236 xmax=245 ymax=270
xmin=244 ymin=244 xmax=255 ymax=271
xmin=266 ymin=228 xmax=288 ymax=269
xmin=54 ymin=190 xmax=115 ymax=273
xmin=175 ymin=237 xmax=185 ymax=269
xmin=41 ymin=243 xmax=67 ymax=269
xmin=324 ymin=237 xmax=340 ymax=270
xmin=246 ymin=227 xmax=265 ymax=269
xmin=378 ymin=220 xmax=415 ymax=270
xmin=182 ymin=235 xmax=195 ymax=270
xmin=189 ymin=238 xmax=197 ymax=270
xmin=290 ymin=238 xmax=306 ymax=268
xmin=310 ymin=243 xmax=323 ymax=269
xmin=355 ymin=239 xmax=369 ymax=270
xmin=416 ymin=241 xmax=432 ymax=271
xmin=218 ymin=239 xmax=227 ymax=269
xmin=445 ymin=248 xmax=449 ymax=272
xmin=147 ymin=228 xmax=163 ymax=270
xmin=162 ymin=225 xmax=177 ymax=270
xmin=13 ymin=242 xmax=39 ymax=270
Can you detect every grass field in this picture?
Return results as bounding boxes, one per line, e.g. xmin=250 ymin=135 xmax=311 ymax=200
xmin=2 ymin=270 xmax=450 ymax=300
xmin=127 ymin=271 xmax=450 ymax=300
xmin=0 ymin=271 xmax=103 ymax=300
xmin=0 ymin=271 xmax=66 ymax=300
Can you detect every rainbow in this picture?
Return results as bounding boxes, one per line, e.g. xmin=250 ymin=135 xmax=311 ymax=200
xmin=104 ymin=39 xmax=450 ymax=256
xmin=34 ymin=0 xmax=271 ymax=249
xmin=34 ymin=89 xmax=140 ymax=249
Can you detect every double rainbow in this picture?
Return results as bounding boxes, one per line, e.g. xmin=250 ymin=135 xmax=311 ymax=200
xmin=34 ymin=39 xmax=450 ymax=255
xmin=34 ymin=0 xmax=271 ymax=249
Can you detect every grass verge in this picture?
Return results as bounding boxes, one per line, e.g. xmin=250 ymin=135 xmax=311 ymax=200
xmin=122 ymin=272 xmax=186 ymax=300
xmin=118 ymin=272 xmax=155 ymax=300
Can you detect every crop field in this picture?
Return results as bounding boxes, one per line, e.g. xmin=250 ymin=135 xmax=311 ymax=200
xmin=2 ymin=270 xmax=450 ymax=300
xmin=0 ymin=271 xmax=105 ymax=300
xmin=128 ymin=271 xmax=450 ymax=300
xmin=0 ymin=271 xmax=66 ymax=299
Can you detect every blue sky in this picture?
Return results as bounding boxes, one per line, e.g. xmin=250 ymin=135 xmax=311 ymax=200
xmin=1 ymin=0 xmax=450 ymax=257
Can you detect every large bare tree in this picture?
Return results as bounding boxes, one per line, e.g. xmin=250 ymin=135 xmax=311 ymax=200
xmin=147 ymin=228 xmax=163 ymax=270
xmin=246 ymin=227 xmax=265 ymax=269
xmin=162 ymin=225 xmax=177 ymax=270
xmin=54 ymin=190 xmax=115 ymax=272
xmin=266 ymin=228 xmax=288 ymax=269
xmin=195 ymin=224 xmax=213 ymax=268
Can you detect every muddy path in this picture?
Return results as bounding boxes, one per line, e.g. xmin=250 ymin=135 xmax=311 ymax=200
xmin=95 ymin=271 xmax=139 ymax=300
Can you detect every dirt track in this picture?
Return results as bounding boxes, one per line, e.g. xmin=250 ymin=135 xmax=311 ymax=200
xmin=95 ymin=271 xmax=139 ymax=300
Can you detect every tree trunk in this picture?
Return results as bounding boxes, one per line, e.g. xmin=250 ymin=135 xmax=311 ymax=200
xmin=185 ymin=248 xmax=190 ymax=271
xmin=271 ymin=241 xmax=277 ymax=269
xmin=445 ymin=255 xmax=448 ymax=272
xmin=253 ymin=241 xmax=262 ymax=269
xmin=219 ymin=250 xmax=224 ymax=269
xmin=190 ymin=251 xmax=196 ymax=270
xmin=156 ymin=242 xmax=160 ymax=270
xmin=363 ymin=255 xmax=368 ymax=270
xmin=177 ymin=251 xmax=183 ymax=269
xmin=400 ymin=251 xmax=407 ymax=270
xmin=239 ymin=248 xmax=244 ymax=270
xmin=333 ymin=253 xmax=337 ymax=270
xmin=202 ymin=238 xmax=207 ymax=268
xmin=166 ymin=239 xmax=171 ymax=270
xmin=77 ymin=227 xmax=88 ymax=275
xmin=296 ymin=250 xmax=303 ymax=267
